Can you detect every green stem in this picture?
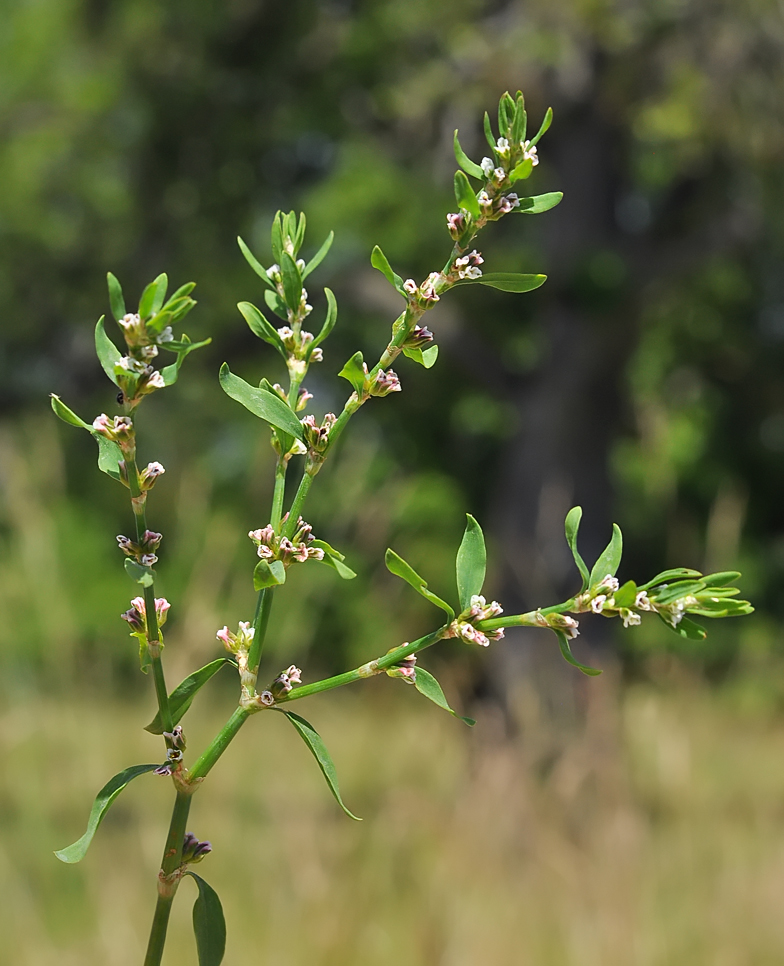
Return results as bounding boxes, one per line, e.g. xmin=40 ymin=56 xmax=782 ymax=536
xmin=188 ymin=706 xmax=251 ymax=783
xmin=143 ymin=790 xmax=192 ymax=966
xmin=477 ymin=599 xmax=577 ymax=632
xmin=281 ymin=471 xmax=315 ymax=538
xmin=248 ymin=587 xmax=274 ymax=674
xmin=270 ymin=458 xmax=288 ymax=531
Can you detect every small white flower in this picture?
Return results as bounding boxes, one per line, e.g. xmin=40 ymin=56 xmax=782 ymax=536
xmin=267 ymin=264 xmax=280 ymax=278
xmin=480 ymin=157 xmax=495 ymax=177
xmin=596 ymin=575 xmax=620 ymax=594
xmin=463 ymin=266 xmax=482 ymax=280
xmin=493 ymin=167 xmax=506 ymax=183
xmin=477 ymin=190 xmax=492 ymax=209
xmin=635 ymin=591 xmax=652 ymax=611
xmin=496 ymin=137 xmax=510 ymax=155
xmin=621 ymin=609 xmax=641 ymax=628
xmin=591 ymin=595 xmax=607 ymax=614
xmin=521 ymin=140 xmax=539 ymax=166
xmin=403 ymin=278 xmax=418 ymax=296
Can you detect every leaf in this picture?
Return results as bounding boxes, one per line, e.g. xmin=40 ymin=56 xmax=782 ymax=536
xmin=311 ymin=539 xmax=357 ymax=579
xmin=144 ymin=658 xmax=234 ymax=734
xmin=511 ymin=92 xmax=527 ymax=145
xmin=309 ymin=287 xmax=337 ymax=354
xmin=456 ymin=514 xmax=486 ymax=611
xmin=185 ymin=872 xmax=226 ymax=966
xmin=588 ymin=523 xmax=623 ymax=588
xmin=385 ymin=549 xmax=455 ymax=621
xmin=453 ymin=130 xmax=484 ymax=180
xmin=514 ymin=192 xmax=564 ymax=215
xmin=529 ymin=106 xmax=553 ymax=146
xmin=55 ymin=764 xmax=159 ymax=863
xmin=253 ymin=558 xmax=286 ymax=590
xmin=653 ymin=580 xmax=706 ymax=605
xmin=49 ymin=396 xmax=123 ymax=479
xmin=613 ymin=580 xmax=638 ymax=608
xmin=106 ymin=272 xmax=126 ymax=322
xmin=370 ymin=245 xmax=405 ymax=296
xmin=553 ymin=629 xmax=602 ymax=676
xmin=124 ymin=558 xmax=154 ymax=587
xmin=640 ymin=568 xmax=703 ymax=590
xmin=278 ymin=711 xmax=361 ymax=820
xmin=454 ymin=169 xmax=480 ymax=219
xmin=472 ymin=273 xmax=547 ymax=293
xmin=95 ymin=317 xmax=122 ymax=386
xmin=293 ymin=211 xmax=307 ymax=254
xmin=50 ymin=394 xmax=90 ymax=429
xmin=145 ymin=309 xmax=174 ymax=337
xmin=338 ymin=351 xmax=367 ymax=394
xmin=163 ymin=282 xmax=197 ymax=307
xmin=219 ymin=364 xmax=305 ymax=439
xmin=264 ymin=289 xmax=289 ymax=320
xmin=303 ymin=231 xmax=334 ymax=279
xmin=160 ymin=337 xmax=211 ymax=387
xmin=138 ymin=273 xmax=168 ymax=319
xmin=280 ymin=251 xmax=303 ymax=311
xmin=483 ymin=111 xmax=496 ymax=150
xmin=270 ymin=212 xmax=284 ymax=263
xmin=659 ymin=614 xmax=707 ymax=641
xmin=237 ymin=302 xmax=286 ymax=358
xmin=509 ymin=158 xmax=534 ymax=182
xmin=564 ymin=507 xmax=590 ymax=592
xmin=402 ymin=344 xmax=438 ymax=368
xmin=700 ymin=571 xmax=742 ymax=588
xmin=237 ymin=236 xmax=275 ymax=290
xmin=414 ymin=667 xmax=475 ymax=726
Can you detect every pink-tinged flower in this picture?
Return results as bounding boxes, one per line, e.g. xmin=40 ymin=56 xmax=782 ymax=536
xmin=155 ymin=598 xmax=171 ymax=625
xmin=446 ymin=212 xmax=467 ymax=239
xmin=591 ymin=595 xmax=607 ymax=614
xmin=521 ymin=140 xmax=539 ymax=165
xmin=497 ymin=193 xmax=520 ymax=214
xmin=139 ymin=462 xmax=165 ymax=490
xmin=216 ymin=626 xmax=232 ymax=648
xmin=370 ymin=369 xmax=401 ymax=397
xmin=296 ymin=388 xmax=313 ymax=412
xmin=403 ymin=278 xmax=418 ymax=296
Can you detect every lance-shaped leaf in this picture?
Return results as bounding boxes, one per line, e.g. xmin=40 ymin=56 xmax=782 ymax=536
xmin=185 ymin=872 xmax=226 ymax=966
xmin=124 ymin=558 xmax=154 ymax=587
xmin=237 ymin=302 xmax=286 ymax=359
xmin=509 ymin=158 xmax=534 ymax=182
xmin=460 ymin=273 xmax=546 ymax=293
xmin=253 ymin=558 xmax=286 ymax=591
xmin=402 ymin=344 xmax=438 ymax=368
xmin=456 ymin=514 xmax=486 ymax=611
xmin=370 ymin=245 xmax=406 ymax=296
xmin=513 ymin=192 xmax=564 ymax=215
xmin=454 ymin=169 xmax=480 ymax=219
xmin=95 ymin=317 xmax=122 ymax=386
xmin=278 ymin=711 xmax=361 ymax=820
xmin=311 ymin=539 xmax=357 ymax=579
xmin=163 ymin=281 xmax=197 ymax=308
xmin=700 ymin=571 xmax=742 ymax=588
xmin=237 ymin=236 xmax=275 ymax=290
xmin=55 ymin=764 xmax=159 ymax=863
xmin=219 ymin=364 xmax=305 ymax=439
xmin=106 ymin=272 xmax=126 ymax=322
xmin=308 ymin=287 xmax=337 ymax=356
xmin=640 ymin=567 xmax=703 ymax=590
xmin=138 ymin=273 xmax=168 ymax=319
xmin=564 ymin=507 xmax=590 ymax=592
xmin=293 ymin=211 xmax=306 ymax=254
xmin=160 ymin=336 xmax=211 ymax=387
xmin=529 ymin=106 xmax=553 ymax=146
xmin=385 ymin=549 xmax=455 ymax=621
xmin=588 ymin=523 xmax=623 ymax=588
xmin=280 ymin=251 xmax=303 ymax=311
xmin=144 ymin=658 xmax=235 ymax=734
xmin=613 ymin=580 xmax=638 ymax=608
xmin=511 ymin=92 xmax=527 ymax=145
xmin=483 ymin=111 xmax=496 ymax=150
xmin=145 ymin=309 xmax=174 ymax=337
xmin=553 ymin=629 xmax=602 ymax=677
xmin=270 ymin=211 xmax=284 ymax=262
xmin=453 ymin=130 xmax=484 ymax=180
xmin=652 ymin=580 xmax=706 ymax=605
xmin=264 ymin=289 xmax=289 ymax=320
xmin=659 ymin=614 xmax=707 ymax=640
xmin=414 ymin=667 xmax=475 ymax=726
xmin=338 ymin=351 xmax=367 ymax=394
xmin=302 ymin=231 xmax=334 ymax=279
xmin=50 ymin=395 xmax=123 ymax=480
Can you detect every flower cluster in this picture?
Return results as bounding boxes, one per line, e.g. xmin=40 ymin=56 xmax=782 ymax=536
xmin=403 ymin=272 xmax=442 ymax=304
xmin=216 ymin=620 xmax=255 ymax=655
xmin=269 ymin=664 xmax=303 ymax=698
xmin=269 ymin=383 xmax=313 ymax=412
xmin=277 ymin=325 xmax=322 ymax=363
xmin=155 ymin=726 xmax=186 ymax=777
xmin=180 ymin=832 xmax=212 ymax=865
xmin=452 ymin=250 xmax=483 ymax=280
xmin=449 ymin=595 xmax=505 ymax=647
xmin=92 ymin=414 xmax=134 ymax=448
xmin=403 ymin=325 xmax=434 ymax=350
xmin=121 ymin=596 xmax=171 ymax=634
xmin=248 ymin=516 xmax=325 ymax=567
xmin=116 ymin=529 xmax=162 ymax=567
xmin=536 ymin=611 xmax=581 ymax=639
xmin=301 ymin=413 xmax=336 ymax=456
xmin=385 ymin=648 xmax=417 ymax=683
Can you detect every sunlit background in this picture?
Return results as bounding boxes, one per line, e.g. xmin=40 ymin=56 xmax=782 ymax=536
xmin=3 ymin=0 xmax=784 ymax=962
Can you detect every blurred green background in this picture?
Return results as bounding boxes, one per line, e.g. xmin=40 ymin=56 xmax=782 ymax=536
xmin=3 ymin=0 xmax=784 ymax=962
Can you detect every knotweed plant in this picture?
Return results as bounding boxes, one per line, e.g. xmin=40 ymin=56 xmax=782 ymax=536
xmin=50 ymin=92 xmax=753 ymax=965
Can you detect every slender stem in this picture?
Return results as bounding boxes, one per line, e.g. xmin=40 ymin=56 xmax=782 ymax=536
xmin=270 ymin=458 xmax=288 ymax=531
xmin=143 ymin=790 xmax=192 ymax=966
xmin=248 ymin=587 xmax=274 ymax=674
xmin=477 ymin=599 xmax=577 ymax=632
xmin=188 ymin=706 xmax=251 ymax=783
xmin=281 ymin=471 xmax=315 ymax=538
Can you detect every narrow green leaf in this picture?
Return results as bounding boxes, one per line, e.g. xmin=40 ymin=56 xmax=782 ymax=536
xmin=303 ymin=231 xmax=334 ymax=279
xmin=509 ymin=158 xmax=534 ymax=182
xmin=253 ymin=558 xmax=286 ymax=590
xmin=160 ymin=337 xmax=211 ymax=387
xmin=293 ymin=212 xmax=306 ymax=254
xmin=124 ymin=558 xmax=154 ymax=587
xmin=456 ymin=514 xmax=486 ymax=611
xmin=309 ymin=287 xmax=337 ymax=354
xmin=270 ymin=212 xmax=284 ymax=262
xmin=95 ymin=317 xmax=122 ymax=386
xmin=513 ymin=192 xmax=564 ymax=215
xmin=237 ymin=236 xmax=275 ymax=290
xmin=553 ymin=629 xmax=602 ymax=676
xmin=483 ymin=111 xmax=496 ymax=150
xmin=280 ymin=251 xmax=302 ymax=311
xmin=453 ymin=131 xmax=484 ymax=179
xmin=55 ymin=764 xmax=159 ymax=863
xmin=640 ymin=568 xmax=703 ymax=590
xmin=454 ymin=169 xmax=481 ymax=219
xmin=50 ymin=394 xmax=90 ymax=429
xmin=279 ymin=711 xmax=361 ymax=820
xmin=264 ymin=289 xmax=289 ymax=320
xmin=498 ymin=94 xmax=511 ymax=137
xmin=106 ymin=272 xmax=126 ymax=322
xmin=163 ymin=282 xmax=197 ymax=307
xmin=139 ymin=273 xmax=168 ymax=319
xmin=473 ymin=273 xmax=547 ymax=293
xmin=402 ymin=345 xmax=439 ymax=368
xmin=700 ymin=571 xmax=742 ymax=588
xmin=144 ymin=658 xmax=234 ymax=734
xmin=185 ymin=872 xmax=226 ymax=966
xmin=564 ymin=507 xmax=590 ymax=592
xmin=311 ymin=539 xmax=357 ymax=579
xmin=338 ymin=351 xmax=366 ymax=394
xmin=219 ymin=364 xmax=304 ymax=439
xmin=613 ymin=580 xmax=638 ymax=608
xmin=385 ymin=549 xmax=455 ymax=621
xmin=145 ymin=309 xmax=174 ymax=337
xmin=588 ymin=523 xmax=623 ymax=588
xmin=237 ymin=302 xmax=286 ymax=358
xmin=414 ymin=667 xmax=475 ymax=726
xmin=529 ymin=106 xmax=553 ymax=146
xmin=653 ymin=580 xmax=706 ymax=605
xmin=370 ymin=246 xmax=405 ymax=295
xmin=511 ymin=93 xmax=527 ymax=144
xmin=658 ymin=614 xmax=707 ymax=641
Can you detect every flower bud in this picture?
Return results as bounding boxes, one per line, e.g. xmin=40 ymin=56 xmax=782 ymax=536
xmin=369 ymin=369 xmax=401 ymax=397
xmin=181 ymin=832 xmax=212 ymax=864
xmin=139 ymin=461 xmax=165 ymax=490
xmin=163 ymin=725 xmax=186 ymax=751
xmin=404 ymin=325 xmax=434 ymax=349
